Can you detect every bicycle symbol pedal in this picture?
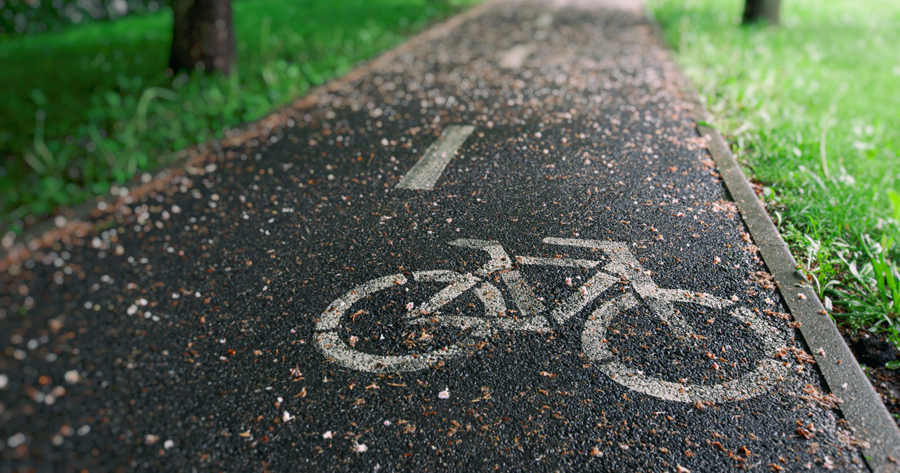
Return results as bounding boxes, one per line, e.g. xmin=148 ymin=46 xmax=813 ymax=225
xmin=314 ymin=237 xmax=791 ymax=403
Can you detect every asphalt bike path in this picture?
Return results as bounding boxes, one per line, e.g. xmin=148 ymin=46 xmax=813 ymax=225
xmin=0 ymin=0 xmax=877 ymax=470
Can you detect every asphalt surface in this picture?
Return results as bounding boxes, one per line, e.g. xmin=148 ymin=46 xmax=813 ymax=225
xmin=0 ymin=0 xmax=869 ymax=470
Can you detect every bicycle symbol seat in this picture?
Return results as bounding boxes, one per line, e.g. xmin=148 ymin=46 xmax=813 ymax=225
xmin=315 ymin=237 xmax=790 ymax=403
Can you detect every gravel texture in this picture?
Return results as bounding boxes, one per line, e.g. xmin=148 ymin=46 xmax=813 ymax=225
xmin=0 ymin=0 xmax=867 ymax=470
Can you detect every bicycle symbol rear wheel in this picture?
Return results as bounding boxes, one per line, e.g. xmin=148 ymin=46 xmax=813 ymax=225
xmin=315 ymin=270 xmax=505 ymax=373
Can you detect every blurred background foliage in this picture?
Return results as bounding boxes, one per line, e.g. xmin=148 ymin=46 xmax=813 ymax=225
xmin=0 ymin=0 xmax=476 ymax=232
xmin=1 ymin=0 xmax=168 ymax=35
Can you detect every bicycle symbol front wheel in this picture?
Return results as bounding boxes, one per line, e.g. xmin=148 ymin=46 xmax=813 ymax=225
xmin=581 ymin=293 xmax=791 ymax=403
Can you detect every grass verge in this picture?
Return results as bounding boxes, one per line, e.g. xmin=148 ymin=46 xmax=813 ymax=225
xmin=0 ymin=0 xmax=479 ymax=232
xmin=646 ymin=0 xmax=900 ymax=345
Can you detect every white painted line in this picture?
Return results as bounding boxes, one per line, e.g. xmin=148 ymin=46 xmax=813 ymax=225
xmin=315 ymin=274 xmax=407 ymax=331
xmin=515 ymin=256 xmax=600 ymax=269
xmin=535 ymin=12 xmax=554 ymax=29
xmin=396 ymin=125 xmax=475 ymax=190
xmin=406 ymin=270 xmax=479 ymax=317
xmin=549 ymin=271 xmax=617 ymax=324
xmin=499 ymin=44 xmax=536 ymax=69
xmin=582 ymin=295 xmax=789 ymax=403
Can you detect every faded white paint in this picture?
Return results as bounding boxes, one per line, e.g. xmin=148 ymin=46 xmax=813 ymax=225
xmin=582 ymin=295 xmax=790 ymax=403
xmin=396 ymin=125 xmax=476 ymax=190
xmin=499 ymin=44 xmax=536 ymax=69
xmin=315 ymin=274 xmax=407 ymax=331
xmin=316 ymin=331 xmax=462 ymax=373
xmin=407 ymin=270 xmax=479 ymax=317
xmin=544 ymin=237 xmax=731 ymax=335
xmin=549 ymin=271 xmax=617 ymax=324
xmin=516 ymin=256 xmax=600 ymax=269
xmin=315 ymin=237 xmax=793 ymax=403
xmin=451 ymin=239 xmax=514 ymax=276
xmin=534 ymin=12 xmax=555 ymax=29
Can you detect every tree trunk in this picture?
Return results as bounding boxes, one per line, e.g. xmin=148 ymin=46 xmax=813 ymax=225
xmin=169 ymin=0 xmax=235 ymax=74
xmin=742 ymin=0 xmax=780 ymax=25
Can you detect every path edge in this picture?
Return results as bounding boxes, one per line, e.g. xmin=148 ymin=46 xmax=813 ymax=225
xmin=640 ymin=4 xmax=900 ymax=471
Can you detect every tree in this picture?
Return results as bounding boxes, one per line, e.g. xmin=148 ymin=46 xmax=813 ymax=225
xmin=169 ymin=0 xmax=236 ymax=75
xmin=742 ymin=0 xmax=781 ymax=25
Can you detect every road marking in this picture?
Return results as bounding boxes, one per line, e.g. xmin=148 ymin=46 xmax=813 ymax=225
xmin=396 ymin=125 xmax=475 ymax=190
xmin=315 ymin=237 xmax=790 ymax=403
xmin=534 ymin=12 xmax=554 ymax=29
xmin=550 ymin=271 xmax=617 ymax=324
xmin=544 ymin=237 xmax=730 ymax=335
xmin=499 ymin=44 xmax=536 ymax=69
xmin=516 ymin=256 xmax=600 ymax=269
xmin=582 ymin=296 xmax=789 ymax=403
xmin=315 ymin=274 xmax=407 ymax=331
xmin=405 ymin=270 xmax=479 ymax=317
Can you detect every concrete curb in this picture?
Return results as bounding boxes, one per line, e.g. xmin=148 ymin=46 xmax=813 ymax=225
xmin=641 ymin=4 xmax=900 ymax=471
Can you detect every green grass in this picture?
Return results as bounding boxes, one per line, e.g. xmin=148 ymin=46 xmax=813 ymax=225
xmin=646 ymin=0 xmax=900 ymax=345
xmin=0 ymin=0 xmax=478 ymax=231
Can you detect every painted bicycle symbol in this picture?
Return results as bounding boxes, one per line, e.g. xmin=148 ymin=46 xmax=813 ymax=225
xmin=315 ymin=238 xmax=790 ymax=403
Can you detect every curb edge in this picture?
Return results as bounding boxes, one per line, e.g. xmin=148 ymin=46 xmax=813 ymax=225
xmin=0 ymin=0 xmax=501 ymax=267
xmin=641 ymin=4 xmax=900 ymax=471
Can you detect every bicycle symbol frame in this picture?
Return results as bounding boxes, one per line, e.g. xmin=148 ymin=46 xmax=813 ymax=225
xmin=315 ymin=237 xmax=790 ymax=403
